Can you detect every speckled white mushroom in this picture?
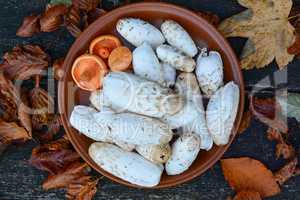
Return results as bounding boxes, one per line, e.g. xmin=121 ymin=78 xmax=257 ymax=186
xmin=206 ymin=81 xmax=240 ymax=145
xmin=196 ymin=49 xmax=224 ymax=96
xmin=156 ymin=44 xmax=196 ymax=72
xmin=89 ymin=142 xmax=164 ymax=187
xmin=92 ymin=111 xmax=173 ymax=145
xmin=161 ymin=20 xmax=198 ymax=57
xmin=103 ymin=72 xmax=183 ymax=118
xmin=136 ymin=144 xmax=171 ymax=164
xmin=133 ymin=42 xmax=164 ymax=84
xmin=166 ymin=133 xmax=201 ymax=175
xmin=116 ymin=18 xmax=165 ymax=48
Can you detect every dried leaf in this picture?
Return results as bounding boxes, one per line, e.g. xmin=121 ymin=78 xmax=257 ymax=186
xmin=277 ymin=92 xmax=300 ymax=122
xmin=72 ymin=0 xmax=101 ymax=12
xmin=16 ymin=15 xmax=41 ymax=37
xmin=1 ymin=45 xmax=49 ymax=80
xmin=43 ymin=162 xmax=89 ymax=190
xmin=53 ymin=58 xmax=65 ymax=81
xmin=218 ymin=0 xmax=295 ymax=69
xmin=0 ymin=72 xmax=19 ymax=121
xmin=40 ymin=4 xmax=68 ymax=32
xmin=288 ymin=34 xmax=300 ymax=58
xmin=66 ymin=176 xmax=99 ymax=200
xmin=266 ymin=127 xmax=283 ymax=142
xmin=0 ymin=119 xmax=31 ymax=144
xmin=29 ymin=138 xmax=80 ymax=174
xmin=274 ymin=157 xmax=298 ymax=185
xmin=197 ymin=11 xmax=220 ymax=27
xmin=87 ymin=8 xmax=106 ymax=24
xmin=65 ymin=6 xmax=83 ymax=37
xmin=238 ymin=110 xmax=252 ymax=134
xmin=221 ymin=157 xmax=281 ymax=198
xmin=38 ymin=115 xmax=62 ymax=142
xmin=30 ymin=79 xmax=55 ymax=130
xmin=250 ymin=96 xmax=288 ymax=133
xmin=18 ymin=91 xmax=32 ymax=136
xmin=233 ymin=191 xmax=261 ymax=200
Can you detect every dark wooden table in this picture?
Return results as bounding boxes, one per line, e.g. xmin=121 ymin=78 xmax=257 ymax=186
xmin=1 ymin=0 xmax=300 ymax=199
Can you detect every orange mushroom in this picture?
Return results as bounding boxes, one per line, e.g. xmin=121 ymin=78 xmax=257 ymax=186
xmin=71 ymin=54 xmax=108 ymax=91
xmin=108 ymin=46 xmax=132 ymax=72
xmin=89 ymin=35 xmax=122 ymax=59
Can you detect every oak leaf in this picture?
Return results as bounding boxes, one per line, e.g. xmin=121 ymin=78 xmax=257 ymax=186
xmin=218 ymin=0 xmax=295 ymax=69
xmin=221 ymin=157 xmax=280 ymax=198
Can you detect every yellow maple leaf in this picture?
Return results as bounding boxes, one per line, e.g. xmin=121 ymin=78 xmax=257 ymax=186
xmin=218 ymin=0 xmax=295 ymax=70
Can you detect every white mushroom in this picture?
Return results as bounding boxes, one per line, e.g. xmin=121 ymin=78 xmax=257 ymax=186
xmin=166 ymin=133 xmax=201 ymax=175
xmin=103 ymin=72 xmax=183 ymax=118
xmin=116 ymin=18 xmax=165 ymax=48
xmin=161 ymin=20 xmax=198 ymax=57
xmin=89 ymin=142 xmax=163 ymax=187
xmin=136 ymin=144 xmax=171 ymax=164
xmin=133 ymin=42 xmax=164 ymax=84
xmin=162 ymin=62 xmax=176 ymax=87
xmin=92 ymin=111 xmax=173 ymax=145
xmin=156 ymin=44 xmax=196 ymax=72
xmin=206 ymin=81 xmax=240 ymax=145
xmin=196 ymin=49 xmax=224 ymax=96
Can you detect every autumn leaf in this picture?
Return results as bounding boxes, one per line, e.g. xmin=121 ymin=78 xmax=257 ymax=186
xmin=221 ymin=157 xmax=280 ymax=198
xmin=218 ymin=0 xmax=295 ymax=70
xmin=40 ymin=4 xmax=68 ymax=32
xmin=0 ymin=72 xmax=19 ymax=121
xmin=16 ymin=15 xmax=41 ymax=37
xmin=66 ymin=176 xmax=99 ymax=200
xmin=37 ymin=115 xmax=62 ymax=142
xmin=50 ymin=0 xmax=72 ymax=6
xmin=250 ymin=96 xmax=288 ymax=133
xmin=30 ymin=76 xmax=55 ymax=130
xmin=233 ymin=191 xmax=261 ymax=200
xmin=29 ymin=138 xmax=80 ymax=174
xmin=0 ymin=119 xmax=31 ymax=144
xmin=43 ymin=162 xmax=89 ymax=190
xmin=238 ymin=110 xmax=251 ymax=134
xmin=72 ymin=0 xmax=101 ymax=12
xmin=1 ymin=45 xmax=49 ymax=80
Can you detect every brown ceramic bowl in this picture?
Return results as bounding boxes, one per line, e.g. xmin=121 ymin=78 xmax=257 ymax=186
xmin=58 ymin=2 xmax=245 ymax=188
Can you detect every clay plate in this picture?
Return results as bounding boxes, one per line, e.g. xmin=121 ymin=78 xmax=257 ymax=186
xmin=58 ymin=2 xmax=245 ymax=188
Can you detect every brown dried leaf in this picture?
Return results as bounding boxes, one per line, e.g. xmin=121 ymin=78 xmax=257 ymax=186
xmin=266 ymin=127 xmax=283 ymax=142
xmin=274 ymin=157 xmax=298 ymax=185
xmin=87 ymin=8 xmax=106 ymax=24
xmin=18 ymin=90 xmax=32 ymax=136
xmin=197 ymin=11 xmax=220 ymax=27
xmin=238 ymin=110 xmax=252 ymax=134
xmin=65 ymin=6 xmax=83 ymax=37
xmin=66 ymin=176 xmax=99 ymax=200
xmin=288 ymin=34 xmax=300 ymax=58
xmin=72 ymin=0 xmax=101 ymax=12
xmin=0 ymin=119 xmax=31 ymax=144
xmin=30 ymin=80 xmax=55 ymax=130
xmin=221 ymin=157 xmax=281 ymax=198
xmin=233 ymin=191 xmax=261 ymax=200
xmin=1 ymin=45 xmax=49 ymax=80
xmin=40 ymin=4 xmax=68 ymax=32
xmin=43 ymin=162 xmax=89 ymax=190
xmin=53 ymin=58 xmax=65 ymax=81
xmin=16 ymin=15 xmax=41 ymax=37
xmin=38 ymin=115 xmax=62 ymax=142
xmin=29 ymin=138 xmax=80 ymax=174
xmin=0 ymin=72 xmax=19 ymax=121
xmin=218 ymin=0 xmax=295 ymax=70
xmin=250 ymin=96 xmax=288 ymax=133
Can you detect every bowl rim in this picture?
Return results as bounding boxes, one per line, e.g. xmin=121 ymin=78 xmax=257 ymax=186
xmin=58 ymin=2 xmax=245 ymax=189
